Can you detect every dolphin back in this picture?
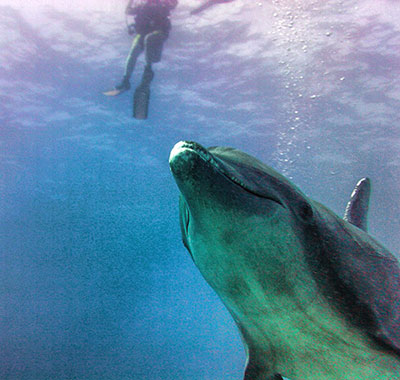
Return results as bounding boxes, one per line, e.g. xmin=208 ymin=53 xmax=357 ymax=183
xmin=313 ymin=202 xmax=400 ymax=356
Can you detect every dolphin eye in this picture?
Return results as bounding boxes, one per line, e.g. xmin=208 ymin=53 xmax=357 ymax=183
xmin=298 ymin=202 xmax=313 ymax=221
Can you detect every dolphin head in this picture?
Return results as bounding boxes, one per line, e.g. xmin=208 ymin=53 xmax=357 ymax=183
xmin=169 ymin=140 xmax=314 ymax=233
xmin=169 ymin=141 xmax=315 ymax=296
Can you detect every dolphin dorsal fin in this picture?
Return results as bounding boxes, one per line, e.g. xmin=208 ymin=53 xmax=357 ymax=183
xmin=343 ymin=177 xmax=371 ymax=232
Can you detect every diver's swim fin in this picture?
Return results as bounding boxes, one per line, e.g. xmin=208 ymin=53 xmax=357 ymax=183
xmin=102 ymin=88 xmax=128 ymax=96
xmin=133 ymin=84 xmax=150 ymax=119
xmin=133 ymin=65 xmax=154 ymax=119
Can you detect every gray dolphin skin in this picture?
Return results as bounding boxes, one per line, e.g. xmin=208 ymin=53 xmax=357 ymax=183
xmin=169 ymin=141 xmax=400 ymax=380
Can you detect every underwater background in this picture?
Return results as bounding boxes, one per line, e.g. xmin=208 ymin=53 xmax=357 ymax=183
xmin=1 ymin=0 xmax=400 ymax=379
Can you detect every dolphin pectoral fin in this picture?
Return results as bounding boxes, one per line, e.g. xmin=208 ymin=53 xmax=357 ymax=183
xmin=244 ymin=370 xmax=284 ymax=380
xmin=266 ymin=375 xmax=284 ymax=380
xmin=244 ymin=361 xmax=284 ymax=380
xmin=343 ymin=177 xmax=371 ymax=231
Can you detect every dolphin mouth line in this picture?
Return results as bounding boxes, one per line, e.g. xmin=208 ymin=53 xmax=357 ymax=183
xmin=176 ymin=141 xmax=251 ymax=189
xmin=174 ymin=141 xmax=284 ymax=205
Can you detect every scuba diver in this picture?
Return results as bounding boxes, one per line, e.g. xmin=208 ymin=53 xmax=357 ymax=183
xmin=190 ymin=0 xmax=234 ymax=15
xmin=104 ymin=0 xmax=177 ymax=119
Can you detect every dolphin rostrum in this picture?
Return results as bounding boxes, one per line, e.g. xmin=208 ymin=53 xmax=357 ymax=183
xmin=169 ymin=141 xmax=400 ymax=380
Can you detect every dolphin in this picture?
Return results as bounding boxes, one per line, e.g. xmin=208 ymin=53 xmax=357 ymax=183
xmin=169 ymin=141 xmax=400 ymax=380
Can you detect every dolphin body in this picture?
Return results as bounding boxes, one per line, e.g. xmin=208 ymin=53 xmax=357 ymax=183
xmin=169 ymin=141 xmax=400 ymax=380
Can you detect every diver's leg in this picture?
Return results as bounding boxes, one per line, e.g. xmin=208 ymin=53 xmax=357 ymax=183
xmin=144 ymin=30 xmax=167 ymax=65
xmin=116 ymin=34 xmax=144 ymax=90
xmin=140 ymin=63 xmax=154 ymax=86
xmin=132 ymin=31 xmax=166 ymax=119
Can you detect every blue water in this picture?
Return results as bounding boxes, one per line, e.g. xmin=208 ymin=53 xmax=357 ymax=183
xmin=1 ymin=0 xmax=399 ymax=379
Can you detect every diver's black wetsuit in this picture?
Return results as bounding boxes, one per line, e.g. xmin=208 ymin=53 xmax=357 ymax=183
xmin=117 ymin=0 xmax=176 ymax=91
xmin=131 ymin=2 xmax=172 ymax=36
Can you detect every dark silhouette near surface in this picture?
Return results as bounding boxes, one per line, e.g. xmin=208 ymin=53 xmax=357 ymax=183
xmin=190 ymin=0 xmax=234 ymax=15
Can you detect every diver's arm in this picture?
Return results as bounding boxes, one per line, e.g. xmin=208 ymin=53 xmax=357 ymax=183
xmin=190 ymin=0 xmax=234 ymax=15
